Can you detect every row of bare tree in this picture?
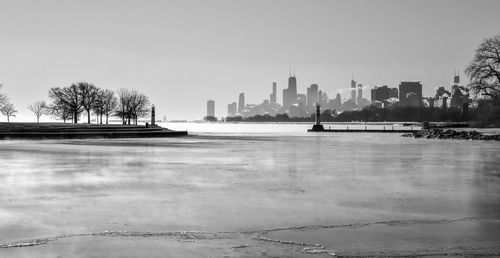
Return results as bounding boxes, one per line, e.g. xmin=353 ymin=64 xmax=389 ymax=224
xmin=47 ymin=82 xmax=151 ymax=124
xmin=1 ymin=82 xmax=151 ymax=124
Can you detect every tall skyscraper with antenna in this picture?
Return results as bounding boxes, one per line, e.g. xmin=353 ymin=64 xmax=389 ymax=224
xmin=283 ymin=66 xmax=297 ymax=108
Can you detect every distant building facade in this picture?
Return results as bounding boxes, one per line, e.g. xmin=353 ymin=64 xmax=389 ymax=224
xmin=399 ymin=81 xmax=422 ymax=107
xmin=227 ymin=102 xmax=237 ymax=117
xmin=357 ymin=84 xmax=363 ymax=104
xmin=238 ymin=93 xmax=245 ymax=114
xmin=371 ymin=85 xmax=398 ymax=102
xmin=307 ymin=84 xmax=319 ymax=108
xmin=270 ymin=82 xmax=277 ymax=104
xmin=351 ymin=79 xmax=356 ymax=103
xmin=450 ymin=72 xmax=470 ymax=109
xmin=207 ymin=100 xmax=215 ymax=117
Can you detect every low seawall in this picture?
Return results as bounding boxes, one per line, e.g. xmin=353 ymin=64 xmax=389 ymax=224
xmin=0 ymin=123 xmax=188 ymax=139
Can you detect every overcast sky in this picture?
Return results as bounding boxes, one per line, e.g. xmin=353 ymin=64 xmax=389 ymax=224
xmin=1 ymin=0 xmax=499 ymax=121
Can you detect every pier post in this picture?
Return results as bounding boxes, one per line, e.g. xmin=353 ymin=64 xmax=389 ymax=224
xmin=315 ymin=104 xmax=321 ymax=126
xmin=151 ymin=104 xmax=156 ymax=127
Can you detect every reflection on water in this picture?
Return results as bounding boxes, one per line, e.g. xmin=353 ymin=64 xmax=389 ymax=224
xmin=0 ymin=123 xmax=499 ymax=251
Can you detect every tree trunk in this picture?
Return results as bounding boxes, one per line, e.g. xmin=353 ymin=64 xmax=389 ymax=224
xmin=87 ymin=110 xmax=91 ymax=124
xmin=106 ymin=115 xmax=109 ymax=124
xmin=7 ymin=116 xmax=9 ymax=123
xmin=74 ymin=111 xmax=78 ymax=123
xmin=37 ymin=117 xmax=39 ymax=123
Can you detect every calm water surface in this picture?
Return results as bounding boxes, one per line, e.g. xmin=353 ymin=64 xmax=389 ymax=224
xmin=1 ymin=123 xmax=499 ymax=254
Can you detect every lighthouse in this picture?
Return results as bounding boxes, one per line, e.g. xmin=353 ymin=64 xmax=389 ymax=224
xmin=310 ymin=103 xmax=324 ymax=131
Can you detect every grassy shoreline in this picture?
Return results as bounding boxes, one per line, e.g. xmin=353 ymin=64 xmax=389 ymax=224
xmin=0 ymin=122 xmax=188 ymax=139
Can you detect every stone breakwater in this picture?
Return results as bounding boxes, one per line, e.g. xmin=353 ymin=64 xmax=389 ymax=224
xmin=402 ymin=128 xmax=500 ymax=141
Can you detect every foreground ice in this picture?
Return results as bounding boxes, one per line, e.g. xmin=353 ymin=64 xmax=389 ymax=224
xmin=1 ymin=123 xmax=499 ymax=257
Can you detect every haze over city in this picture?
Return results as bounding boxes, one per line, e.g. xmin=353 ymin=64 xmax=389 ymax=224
xmin=1 ymin=0 xmax=499 ymax=121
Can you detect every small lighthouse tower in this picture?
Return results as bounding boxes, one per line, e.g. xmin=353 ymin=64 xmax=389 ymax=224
xmin=310 ymin=103 xmax=324 ymax=131
xmin=151 ymin=104 xmax=156 ymax=127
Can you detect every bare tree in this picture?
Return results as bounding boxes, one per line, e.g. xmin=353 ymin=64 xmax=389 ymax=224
xmin=101 ymin=89 xmax=117 ymax=124
xmin=78 ymin=82 xmax=99 ymax=124
xmin=48 ymin=84 xmax=84 ymax=123
xmin=1 ymin=103 xmax=17 ymax=123
xmin=0 ymin=83 xmax=9 ymax=110
xmin=130 ymin=91 xmax=150 ymax=125
xmin=465 ymin=35 xmax=500 ymax=98
xmin=92 ymin=89 xmax=105 ymax=124
xmin=116 ymin=88 xmax=132 ymax=124
xmin=47 ymin=100 xmax=72 ymax=123
xmin=115 ymin=89 xmax=150 ymax=125
xmin=27 ymin=100 xmax=48 ymax=123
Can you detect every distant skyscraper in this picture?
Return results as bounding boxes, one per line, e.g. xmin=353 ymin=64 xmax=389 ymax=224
xmin=227 ymin=102 xmax=237 ymax=117
xmin=399 ymin=82 xmax=422 ymax=107
xmin=207 ymin=100 xmax=215 ymax=117
xmin=351 ymin=79 xmax=356 ymax=103
xmin=238 ymin=93 xmax=245 ymax=114
xmin=357 ymin=84 xmax=363 ymax=104
xmin=282 ymin=88 xmax=289 ymax=108
xmin=284 ymin=72 xmax=297 ymax=108
xmin=318 ymin=90 xmax=328 ymax=106
xmin=454 ymin=70 xmax=460 ymax=84
xmin=270 ymin=82 xmax=277 ymax=104
xmin=307 ymin=84 xmax=319 ymax=107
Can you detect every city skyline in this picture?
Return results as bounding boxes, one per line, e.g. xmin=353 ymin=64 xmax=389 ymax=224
xmin=1 ymin=0 xmax=500 ymax=121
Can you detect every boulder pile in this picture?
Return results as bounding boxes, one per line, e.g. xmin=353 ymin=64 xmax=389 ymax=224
xmin=402 ymin=128 xmax=500 ymax=141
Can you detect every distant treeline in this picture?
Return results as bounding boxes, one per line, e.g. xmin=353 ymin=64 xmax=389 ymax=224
xmin=224 ymin=99 xmax=500 ymax=126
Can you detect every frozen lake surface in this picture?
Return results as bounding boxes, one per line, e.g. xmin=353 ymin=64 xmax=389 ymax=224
xmin=1 ymin=123 xmax=499 ymax=257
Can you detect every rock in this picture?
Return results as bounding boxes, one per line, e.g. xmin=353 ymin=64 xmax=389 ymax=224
xmin=402 ymin=128 xmax=500 ymax=141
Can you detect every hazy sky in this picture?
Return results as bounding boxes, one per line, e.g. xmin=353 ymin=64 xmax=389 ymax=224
xmin=1 ymin=0 xmax=499 ymax=121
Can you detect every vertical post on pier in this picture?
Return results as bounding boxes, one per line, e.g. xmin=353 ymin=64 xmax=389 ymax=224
xmin=151 ymin=104 xmax=156 ymax=127
xmin=315 ymin=104 xmax=321 ymax=126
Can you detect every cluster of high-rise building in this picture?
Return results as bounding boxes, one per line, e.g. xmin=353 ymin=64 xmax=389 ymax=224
xmin=428 ymin=71 xmax=470 ymax=110
xmin=205 ymin=69 xmax=472 ymax=119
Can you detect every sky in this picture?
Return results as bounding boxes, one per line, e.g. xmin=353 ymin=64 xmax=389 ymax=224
xmin=1 ymin=0 xmax=499 ymax=121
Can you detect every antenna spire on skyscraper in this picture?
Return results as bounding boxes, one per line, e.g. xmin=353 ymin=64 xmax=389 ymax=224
xmin=293 ymin=65 xmax=295 ymax=76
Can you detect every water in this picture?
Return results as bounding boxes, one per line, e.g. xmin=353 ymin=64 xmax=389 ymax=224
xmin=1 ymin=123 xmax=499 ymax=257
